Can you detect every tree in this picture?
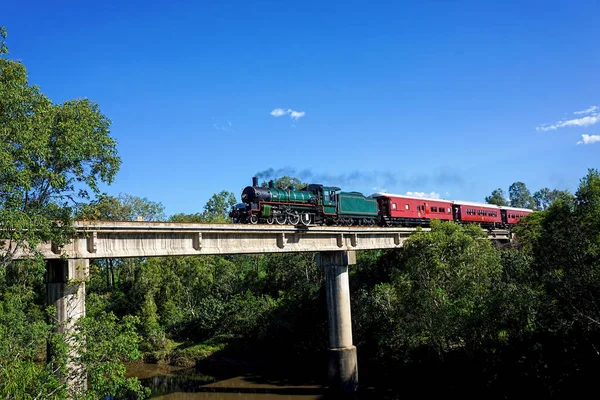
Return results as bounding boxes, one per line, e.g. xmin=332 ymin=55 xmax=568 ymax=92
xmin=71 ymin=313 xmax=149 ymax=399
xmin=509 ymin=182 xmax=535 ymax=209
xmin=76 ymin=194 xmax=165 ymax=287
xmin=261 ymin=176 xmax=306 ymax=190
xmin=170 ymin=191 xmax=236 ymax=223
xmin=485 ymin=188 xmax=509 ymax=206
xmin=394 ymin=221 xmax=503 ymax=357
xmin=533 ymin=188 xmax=567 ymax=211
xmin=0 ymin=27 xmax=7 ymax=55
xmin=202 ymin=190 xmax=237 ymax=223
xmin=0 ymin=29 xmax=120 ymax=268
xmin=77 ymin=193 xmax=165 ymax=221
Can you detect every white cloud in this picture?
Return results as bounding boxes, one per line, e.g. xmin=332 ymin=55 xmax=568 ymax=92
xmin=288 ymin=110 xmax=306 ymax=120
xmin=270 ymin=108 xmax=306 ymax=120
xmin=537 ymin=105 xmax=600 ymax=131
xmin=537 ymin=115 xmax=600 ymax=131
xmin=576 ymin=134 xmax=600 ymax=145
xmin=270 ymin=108 xmax=287 ymax=117
xmin=406 ymin=191 xmax=441 ymax=199
xmin=574 ymin=105 xmax=599 ymax=115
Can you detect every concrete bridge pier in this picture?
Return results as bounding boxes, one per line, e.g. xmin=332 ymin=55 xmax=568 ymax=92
xmin=318 ymin=250 xmax=358 ymax=393
xmin=46 ymin=258 xmax=89 ymax=393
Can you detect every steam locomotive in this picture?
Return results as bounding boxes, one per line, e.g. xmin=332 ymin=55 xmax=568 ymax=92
xmin=229 ymin=177 xmax=533 ymax=228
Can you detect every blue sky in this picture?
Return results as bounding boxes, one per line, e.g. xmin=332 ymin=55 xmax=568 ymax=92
xmin=3 ymin=0 xmax=599 ymax=215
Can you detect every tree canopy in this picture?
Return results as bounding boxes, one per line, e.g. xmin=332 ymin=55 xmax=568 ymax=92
xmin=76 ymin=194 xmax=165 ymax=221
xmin=509 ymin=182 xmax=535 ymax=209
xmin=0 ymin=31 xmax=120 ymax=267
xmin=170 ymin=190 xmax=236 ymax=223
xmin=485 ymin=188 xmax=509 ymax=206
xmin=261 ymin=176 xmax=306 ymax=190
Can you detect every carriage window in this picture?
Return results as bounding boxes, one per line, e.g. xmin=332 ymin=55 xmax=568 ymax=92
xmin=439 ymin=208 xmax=444 ymax=213
xmin=448 ymin=208 xmax=451 ymax=213
xmin=431 ymin=206 xmax=437 ymax=212
xmin=405 ymin=204 xmax=410 ymax=210
xmin=392 ymin=203 xmax=397 ymax=210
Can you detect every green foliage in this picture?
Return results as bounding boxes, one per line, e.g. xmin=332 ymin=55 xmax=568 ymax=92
xmin=202 ymin=190 xmax=237 ymax=222
xmin=171 ymin=341 xmax=227 ymax=367
xmin=169 ymin=190 xmax=236 ymax=223
xmin=0 ymin=26 xmax=7 ymax=54
xmin=77 ymin=193 xmax=165 ymax=221
xmin=261 ymin=176 xmax=306 ymax=189
xmin=394 ymin=221 xmax=503 ymax=355
xmin=72 ymin=313 xmax=149 ymax=399
xmin=0 ymin=287 xmax=66 ymax=399
xmin=169 ymin=213 xmax=205 ymax=222
xmin=485 ymin=188 xmax=509 ymax=206
xmin=509 ymin=181 xmax=535 ymax=209
xmin=0 ymin=31 xmax=120 ymax=268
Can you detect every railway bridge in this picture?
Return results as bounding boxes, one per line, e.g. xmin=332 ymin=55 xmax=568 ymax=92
xmin=8 ymin=221 xmax=511 ymax=393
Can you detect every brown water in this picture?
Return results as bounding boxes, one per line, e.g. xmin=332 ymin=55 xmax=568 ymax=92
xmin=125 ymin=362 xmax=331 ymax=400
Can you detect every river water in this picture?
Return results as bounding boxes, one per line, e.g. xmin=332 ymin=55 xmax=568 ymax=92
xmin=125 ymin=361 xmax=394 ymax=399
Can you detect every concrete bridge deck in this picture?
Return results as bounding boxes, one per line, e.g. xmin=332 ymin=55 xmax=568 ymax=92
xmin=23 ymin=221 xmax=510 ymax=260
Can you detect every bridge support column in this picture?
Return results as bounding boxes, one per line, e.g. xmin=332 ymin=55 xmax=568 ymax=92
xmin=317 ymin=250 xmax=358 ymax=393
xmin=46 ymin=258 xmax=89 ymax=394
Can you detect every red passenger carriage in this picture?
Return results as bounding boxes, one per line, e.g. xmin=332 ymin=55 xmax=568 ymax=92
xmin=499 ymin=206 xmax=533 ymax=225
xmin=452 ymin=201 xmax=502 ymax=227
xmin=370 ymin=193 xmax=453 ymax=226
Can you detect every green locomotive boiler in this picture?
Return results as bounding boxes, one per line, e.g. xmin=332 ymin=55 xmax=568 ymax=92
xmin=230 ymin=176 xmax=378 ymax=226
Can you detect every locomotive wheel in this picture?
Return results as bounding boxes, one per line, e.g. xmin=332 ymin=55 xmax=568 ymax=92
xmin=288 ymin=213 xmax=300 ymax=225
xmin=266 ymin=216 xmax=274 ymax=224
xmin=300 ymin=213 xmax=311 ymax=226
xmin=275 ymin=214 xmax=287 ymax=225
xmin=249 ymin=215 xmax=258 ymax=224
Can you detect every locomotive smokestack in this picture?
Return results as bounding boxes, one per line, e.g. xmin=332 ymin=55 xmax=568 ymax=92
xmin=252 ymin=176 xmax=258 ymax=187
